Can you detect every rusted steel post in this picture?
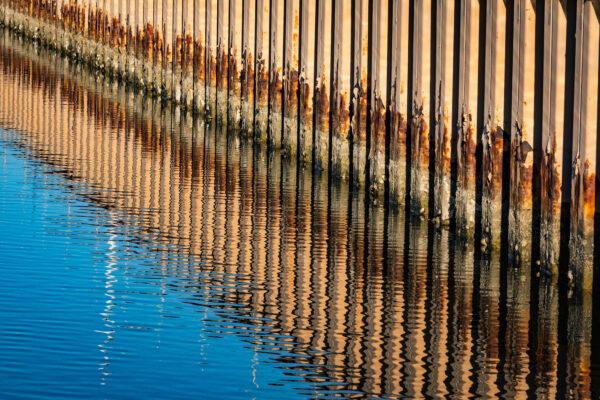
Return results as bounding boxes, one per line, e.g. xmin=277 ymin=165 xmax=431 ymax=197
xmin=430 ymin=0 xmax=454 ymax=223
xmin=182 ymin=0 xmax=194 ymax=108
xmin=109 ymin=0 xmax=120 ymax=75
xmin=205 ymin=0 xmax=217 ymax=117
xmin=152 ymin=0 xmax=161 ymax=95
xmin=281 ymin=0 xmax=299 ymax=157
xmin=407 ymin=0 xmax=431 ymax=215
xmin=297 ymin=0 xmax=314 ymax=165
xmin=116 ymin=0 xmax=126 ymax=80
xmin=533 ymin=0 xmax=567 ymax=273
xmin=253 ymin=0 xmax=269 ymax=142
xmin=102 ymin=0 xmax=109 ymax=71
xmin=477 ymin=0 xmax=505 ymax=252
xmin=451 ymin=0 xmax=480 ymax=236
xmin=387 ymin=0 xmax=409 ymax=207
xmin=176 ymin=0 xmax=186 ymax=105
xmin=239 ymin=0 xmax=255 ymax=134
xmin=367 ymin=0 xmax=386 ymax=197
xmin=192 ymin=0 xmax=205 ymax=112
xmin=268 ymin=0 xmax=283 ymax=148
xmin=227 ymin=0 xmax=241 ymax=126
xmin=312 ymin=0 xmax=330 ymax=170
xmin=350 ymin=0 xmax=368 ymax=186
xmin=171 ymin=0 xmax=182 ymax=103
xmin=161 ymin=0 xmax=171 ymax=97
xmin=143 ymin=0 xmax=153 ymax=92
xmin=215 ymin=0 xmax=228 ymax=119
xmin=88 ymin=0 xmax=96 ymax=63
xmin=330 ymin=0 xmax=351 ymax=180
xmin=566 ymin=0 xmax=599 ymax=285
xmin=128 ymin=0 xmax=136 ymax=83
xmin=505 ymin=0 xmax=535 ymax=265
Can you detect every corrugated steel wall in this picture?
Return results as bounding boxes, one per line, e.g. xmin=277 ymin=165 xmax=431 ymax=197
xmin=0 ymin=0 xmax=599 ymax=278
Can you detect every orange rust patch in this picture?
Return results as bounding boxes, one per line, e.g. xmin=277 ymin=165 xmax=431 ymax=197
xmin=284 ymin=68 xmax=299 ymax=113
xmin=583 ymin=162 xmax=596 ymax=219
xmin=392 ymin=111 xmax=408 ymax=158
xmin=255 ymin=57 xmax=269 ymax=106
xmin=371 ymin=95 xmax=386 ymax=150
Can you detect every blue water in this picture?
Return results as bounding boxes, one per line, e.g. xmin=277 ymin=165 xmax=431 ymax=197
xmin=0 ymin=136 xmax=316 ymax=399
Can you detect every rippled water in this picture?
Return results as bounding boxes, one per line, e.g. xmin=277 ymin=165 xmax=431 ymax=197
xmin=0 ymin=30 xmax=599 ymax=399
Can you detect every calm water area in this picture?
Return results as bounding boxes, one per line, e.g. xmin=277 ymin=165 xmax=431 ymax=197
xmin=0 ymin=30 xmax=598 ymax=399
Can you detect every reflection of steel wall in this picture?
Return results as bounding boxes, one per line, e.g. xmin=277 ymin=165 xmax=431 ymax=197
xmin=0 ymin=1 xmax=598 ymax=275
xmin=0 ymin=32 xmax=597 ymax=399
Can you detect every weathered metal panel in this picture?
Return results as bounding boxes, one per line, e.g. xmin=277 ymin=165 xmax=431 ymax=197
xmin=239 ymin=0 xmax=255 ymax=134
xmin=504 ymin=0 xmax=535 ymax=265
xmin=205 ymin=0 xmax=217 ymax=117
xmin=192 ymin=0 xmax=205 ymax=111
xmin=268 ymin=0 xmax=283 ymax=148
xmin=253 ymin=0 xmax=270 ymax=142
xmin=312 ymin=0 xmax=330 ymax=170
xmin=388 ymin=0 xmax=409 ymax=205
xmin=431 ymin=0 xmax=454 ymax=223
xmin=534 ymin=0 xmax=566 ymax=272
xmin=227 ymin=0 xmax=242 ymax=125
xmin=452 ymin=0 xmax=480 ymax=236
xmin=297 ymin=0 xmax=314 ymax=165
xmin=182 ymin=0 xmax=194 ymax=107
xmin=408 ymin=0 xmax=431 ymax=215
xmin=281 ymin=0 xmax=299 ymax=156
xmin=367 ymin=0 xmax=387 ymax=198
xmin=568 ymin=0 xmax=598 ymax=285
xmin=330 ymin=0 xmax=351 ymax=180
xmin=215 ymin=0 xmax=228 ymax=118
xmin=173 ymin=0 xmax=183 ymax=103
xmin=478 ymin=0 xmax=506 ymax=251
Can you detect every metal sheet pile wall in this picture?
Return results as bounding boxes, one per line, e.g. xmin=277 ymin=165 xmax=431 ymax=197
xmin=0 ymin=0 xmax=598 ymax=277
